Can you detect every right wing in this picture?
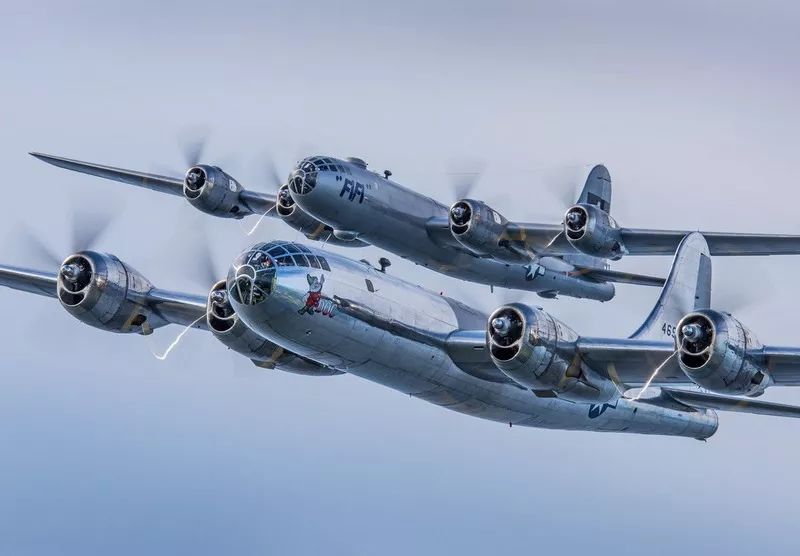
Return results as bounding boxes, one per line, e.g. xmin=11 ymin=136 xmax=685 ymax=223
xmin=0 ymin=262 xmax=208 ymax=329
xmin=504 ymin=224 xmax=800 ymax=257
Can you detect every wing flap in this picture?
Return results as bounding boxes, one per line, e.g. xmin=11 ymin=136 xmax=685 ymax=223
xmin=31 ymin=152 xmax=185 ymax=196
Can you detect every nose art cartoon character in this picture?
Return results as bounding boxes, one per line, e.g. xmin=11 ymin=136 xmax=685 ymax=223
xmin=299 ymin=274 xmax=336 ymax=317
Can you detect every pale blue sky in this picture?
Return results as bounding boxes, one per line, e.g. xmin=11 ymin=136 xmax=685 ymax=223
xmin=1 ymin=1 xmax=799 ymax=554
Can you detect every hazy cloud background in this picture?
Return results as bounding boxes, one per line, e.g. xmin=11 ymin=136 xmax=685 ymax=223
xmin=1 ymin=1 xmax=799 ymax=554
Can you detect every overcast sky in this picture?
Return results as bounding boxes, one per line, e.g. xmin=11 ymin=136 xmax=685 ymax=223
xmin=1 ymin=1 xmax=799 ymax=554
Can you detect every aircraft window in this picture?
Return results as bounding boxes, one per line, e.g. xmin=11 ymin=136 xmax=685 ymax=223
xmin=318 ymin=257 xmax=331 ymax=271
xmin=283 ymin=243 xmax=299 ymax=254
xmin=268 ymin=246 xmax=288 ymax=257
xmin=294 ymin=253 xmax=311 ymax=267
xmin=324 ymin=158 xmax=334 ymax=164
xmin=319 ymin=165 xmax=329 ymax=171
xmin=297 ymin=244 xmax=311 ymax=253
xmin=365 ymin=279 xmax=375 ymax=293
xmin=308 ymin=256 xmax=321 ymax=269
xmin=275 ymin=255 xmax=295 ymax=267
xmin=336 ymin=165 xmax=345 ymax=172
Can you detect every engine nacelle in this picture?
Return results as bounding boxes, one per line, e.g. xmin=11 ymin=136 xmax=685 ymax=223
xmin=183 ymin=165 xmax=251 ymax=219
xmin=57 ymin=251 xmax=166 ymax=334
xmin=676 ymin=309 xmax=771 ymax=396
xmin=275 ymin=184 xmax=366 ymax=248
xmin=206 ymin=281 xmax=340 ymax=376
xmin=487 ymin=303 xmax=616 ymax=403
xmin=564 ymin=203 xmax=625 ymax=260
xmin=449 ymin=199 xmax=526 ymax=263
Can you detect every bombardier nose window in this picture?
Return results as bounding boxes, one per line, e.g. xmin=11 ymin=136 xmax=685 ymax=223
xmin=228 ymin=241 xmax=332 ymax=306
xmin=228 ymin=247 xmax=277 ymax=306
xmin=288 ymin=156 xmax=348 ymax=196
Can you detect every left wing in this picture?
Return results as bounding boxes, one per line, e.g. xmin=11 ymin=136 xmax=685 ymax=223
xmin=619 ymin=229 xmax=800 ymax=256
xmin=509 ymin=223 xmax=800 ymax=257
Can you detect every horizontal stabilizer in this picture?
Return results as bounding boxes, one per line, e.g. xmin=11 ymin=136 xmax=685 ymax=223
xmin=572 ymin=266 xmax=665 ymax=287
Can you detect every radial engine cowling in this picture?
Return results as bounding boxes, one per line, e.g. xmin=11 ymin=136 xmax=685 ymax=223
xmin=676 ymin=309 xmax=771 ymax=396
xmin=57 ymin=251 xmax=165 ymax=334
xmin=184 ymin=165 xmax=251 ymax=218
xmin=487 ymin=303 xmax=617 ymax=403
xmin=449 ymin=200 xmax=524 ymax=263
xmin=564 ymin=203 xmax=625 ymax=260
xmin=207 ymin=281 xmax=341 ymax=376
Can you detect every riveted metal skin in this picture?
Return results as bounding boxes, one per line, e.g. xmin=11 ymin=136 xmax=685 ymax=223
xmin=677 ymin=309 xmax=771 ymax=396
xmin=206 ymin=280 xmax=340 ymax=376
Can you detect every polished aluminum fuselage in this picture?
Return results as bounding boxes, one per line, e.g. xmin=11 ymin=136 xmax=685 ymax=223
xmin=291 ymin=159 xmax=615 ymax=301
xmin=229 ymin=246 xmax=716 ymax=438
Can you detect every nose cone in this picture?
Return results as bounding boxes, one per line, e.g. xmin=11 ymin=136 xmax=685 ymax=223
xmin=227 ymin=246 xmax=277 ymax=306
xmin=288 ymin=159 xmax=318 ymax=196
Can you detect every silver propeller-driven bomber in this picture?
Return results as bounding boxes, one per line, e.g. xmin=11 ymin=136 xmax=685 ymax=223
xmin=34 ymin=152 xmax=800 ymax=302
xmin=5 ymin=232 xmax=800 ymax=439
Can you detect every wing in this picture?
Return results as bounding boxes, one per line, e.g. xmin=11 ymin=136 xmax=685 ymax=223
xmin=761 ymin=347 xmax=800 ymax=386
xmin=31 ymin=152 xmax=185 ymax=195
xmin=0 ymin=264 xmax=59 ymax=298
xmin=0 ymin=262 xmax=208 ymax=329
xmin=577 ymin=337 xmax=688 ymax=388
xmin=444 ymin=330 xmax=520 ymax=385
xmin=619 ymin=229 xmax=800 ymax=256
xmin=579 ymin=338 xmax=800 ymax=388
xmin=654 ymin=387 xmax=800 ymax=418
xmin=31 ymin=152 xmax=276 ymax=216
xmin=502 ymin=222 xmax=567 ymax=254
xmin=500 ymin=223 xmax=800 ymax=257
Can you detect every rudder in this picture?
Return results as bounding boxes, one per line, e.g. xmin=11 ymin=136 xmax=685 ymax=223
xmin=630 ymin=232 xmax=711 ymax=340
xmin=578 ymin=164 xmax=612 ymax=213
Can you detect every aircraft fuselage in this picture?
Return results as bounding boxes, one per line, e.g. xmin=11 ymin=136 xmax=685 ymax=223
xmin=227 ymin=241 xmax=716 ymax=438
xmin=288 ymin=156 xmax=615 ymax=301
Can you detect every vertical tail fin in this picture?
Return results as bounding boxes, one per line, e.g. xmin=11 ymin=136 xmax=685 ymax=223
xmin=578 ymin=164 xmax=612 ymax=214
xmin=630 ymin=232 xmax=711 ymax=340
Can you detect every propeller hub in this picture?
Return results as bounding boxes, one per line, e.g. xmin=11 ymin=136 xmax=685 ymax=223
xmin=60 ymin=263 xmax=83 ymax=283
xmin=491 ymin=316 xmax=512 ymax=336
xmin=210 ymin=289 xmax=228 ymax=306
xmin=681 ymin=323 xmax=704 ymax=342
xmin=185 ymin=167 xmax=207 ymax=191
